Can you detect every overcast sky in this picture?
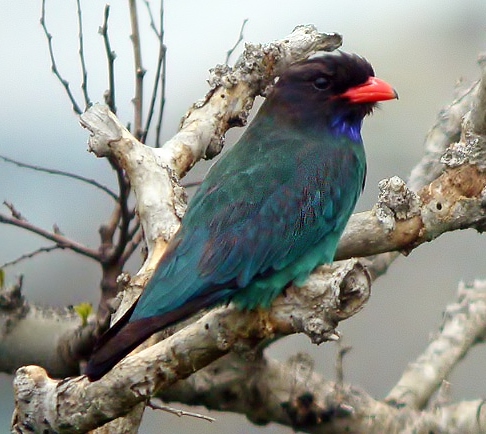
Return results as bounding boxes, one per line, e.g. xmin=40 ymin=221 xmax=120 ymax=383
xmin=1 ymin=1 xmax=486 ymax=432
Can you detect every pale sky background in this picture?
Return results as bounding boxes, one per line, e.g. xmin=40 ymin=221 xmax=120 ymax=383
xmin=1 ymin=1 xmax=486 ymax=432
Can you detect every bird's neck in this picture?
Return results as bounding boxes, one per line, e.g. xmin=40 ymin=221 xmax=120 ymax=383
xmin=258 ymin=97 xmax=364 ymax=143
xmin=328 ymin=114 xmax=363 ymax=142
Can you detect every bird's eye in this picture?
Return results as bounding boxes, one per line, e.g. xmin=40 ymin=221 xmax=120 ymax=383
xmin=313 ymin=76 xmax=330 ymax=90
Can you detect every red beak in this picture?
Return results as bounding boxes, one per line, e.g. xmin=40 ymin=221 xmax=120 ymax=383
xmin=341 ymin=77 xmax=398 ymax=103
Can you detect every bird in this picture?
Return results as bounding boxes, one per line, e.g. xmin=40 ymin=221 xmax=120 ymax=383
xmin=85 ymin=52 xmax=398 ymax=381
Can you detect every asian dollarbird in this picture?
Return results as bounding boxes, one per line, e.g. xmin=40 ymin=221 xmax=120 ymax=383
xmin=86 ymin=52 xmax=397 ymax=381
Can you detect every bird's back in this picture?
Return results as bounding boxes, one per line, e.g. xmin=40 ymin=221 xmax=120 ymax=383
xmin=131 ymin=111 xmax=366 ymax=319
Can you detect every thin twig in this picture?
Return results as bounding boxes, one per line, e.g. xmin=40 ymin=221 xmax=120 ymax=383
xmin=142 ymin=0 xmax=167 ymax=147
xmin=225 ymin=18 xmax=248 ymax=64
xmin=109 ymin=168 xmax=132 ymax=263
xmin=0 ymin=154 xmax=118 ymax=200
xmin=143 ymin=0 xmax=160 ymax=38
xmin=141 ymin=0 xmax=167 ymax=145
xmin=76 ymin=0 xmax=91 ymax=110
xmin=40 ymin=0 xmax=83 ymax=115
xmin=99 ymin=4 xmax=117 ymax=114
xmin=0 ymin=213 xmax=100 ymax=261
xmin=3 ymin=201 xmax=25 ymax=220
xmin=148 ymin=399 xmax=215 ymax=423
xmin=120 ymin=227 xmax=143 ymax=264
xmin=1 ymin=245 xmax=61 ymax=268
xmin=154 ymin=51 xmax=167 ymax=148
xmin=336 ymin=344 xmax=351 ymax=388
xmin=129 ymin=0 xmax=145 ymax=140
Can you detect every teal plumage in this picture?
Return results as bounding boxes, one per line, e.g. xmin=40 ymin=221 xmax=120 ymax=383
xmin=86 ymin=52 xmax=397 ymax=380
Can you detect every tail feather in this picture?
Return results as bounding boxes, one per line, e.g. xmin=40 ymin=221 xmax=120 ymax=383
xmin=85 ymin=316 xmax=166 ymax=381
xmin=85 ymin=290 xmax=231 ymax=381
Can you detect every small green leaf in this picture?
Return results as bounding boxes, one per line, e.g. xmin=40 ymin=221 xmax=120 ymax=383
xmin=74 ymin=302 xmax=93 ymax=326
xmin=0 ymin=269 xmax=4 ymax=289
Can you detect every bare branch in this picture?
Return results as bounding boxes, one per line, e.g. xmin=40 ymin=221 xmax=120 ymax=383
xmin=1 ymin=245 xmax=60 ymax=268
xmin=225 ymin=18 xmax=248 ymax=65
xmin=358 ymin=69 xmax=483 ymax=287
xmin=408 ymin=79 xmax=479 ymax=192
xmin=108 ymin=165 xmax=133 ymax=263
xmin=119 ymin=221 xmax=143 ymax=264
xmin=147 ymin=400 xmax=215 ymax=423
xmin=386 ymin=280 xmax=486 ymax=410
xmin=143 ymin=0 xmax=161 ymax=38
xmin=12 ymin=259 xmax=370 ymax=433
xmin=13 ymin=274 xmax=486 ymax=434
xmin=99 ymin=4 xmax=117 ymax=114
xmin=40 ymin=0 xmax=83 ymax=115
xmin=76 ymin=0 xmax=91 ymax=110
xmin=129 ymin=0 xmax=145 ymax=140
xmin=336 ymin=119 xmax=486 ymax=261
xmin=154 ymin=52 xmax=167 ymax=148
xmin=0 ymin=212 xmax=100 ymax=261
xmin=3 ymin=200 xmax=25 ymax=220
xmin=0 ymin=154 xmax=118 ymax=200
xmin=159 ymin=351 xmax=486 ymax=433
xmin=471 ymin=57 xmax=486 ymax=135
xmin=141 ymin=0 xmax=167 ymax=145
xmin=0 ymin=278 xmax=83 ymax=377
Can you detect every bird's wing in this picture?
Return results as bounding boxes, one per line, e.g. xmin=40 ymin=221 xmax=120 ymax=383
xmin=132 ymin=130 xmax=364 ymax=320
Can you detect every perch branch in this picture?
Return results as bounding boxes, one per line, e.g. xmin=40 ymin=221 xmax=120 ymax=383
xmin=12 ymin=273 xmax=486 ymax=434
xmin=12 ymin=259 xmax=371 ymax=433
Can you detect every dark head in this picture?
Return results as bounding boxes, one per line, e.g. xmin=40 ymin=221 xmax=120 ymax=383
xmin=265 ymin=52 xmax=398 ymax=140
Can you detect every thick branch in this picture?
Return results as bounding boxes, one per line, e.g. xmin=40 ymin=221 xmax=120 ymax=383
xmin=408 ymin=79 xmax=479 ymax=192
xmin=386 ymin=279 xmax=486 ymax=409
xmin=0 ymin=279 xmax=84 ymax=377
xmin=159 ymin=352 xmax=486 ymax=433
xmin=12 ymin=259 xmax=370 ymax=433
xmin=159 ymin=25 xmax=342 ymax=168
